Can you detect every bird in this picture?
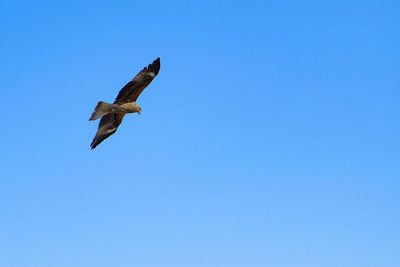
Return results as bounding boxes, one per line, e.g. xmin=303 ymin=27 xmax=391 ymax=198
xmin=89 ymin=57 xmax=161 ymax=149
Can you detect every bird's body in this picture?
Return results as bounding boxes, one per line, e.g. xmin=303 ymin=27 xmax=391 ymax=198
xmin=116 ymin=102 xmax=142 ymax=113
xmin=89 ymin=101 xmax=141 ymax=121
xmin=89 ymin=57 xmax=160 ymax=149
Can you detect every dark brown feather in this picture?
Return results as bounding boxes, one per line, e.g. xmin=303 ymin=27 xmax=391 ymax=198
xmin=90 ymin=113 xmax=125 ymax=149
xmin=114 ymin=57 xmax=160 ymax=104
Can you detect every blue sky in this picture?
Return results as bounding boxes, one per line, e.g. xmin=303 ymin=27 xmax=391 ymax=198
xmin=0 ymin=0 xmax=399 ymax=266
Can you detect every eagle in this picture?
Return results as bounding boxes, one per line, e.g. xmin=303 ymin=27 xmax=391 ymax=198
xmin=89 ymin=57 xmax=161 ymax=149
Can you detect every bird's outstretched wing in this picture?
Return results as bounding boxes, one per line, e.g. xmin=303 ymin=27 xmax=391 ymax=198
xmin=90 ymin=113 xmax=125 ymax=149
xmin=114 ymin=57 xmax=161 ymax=104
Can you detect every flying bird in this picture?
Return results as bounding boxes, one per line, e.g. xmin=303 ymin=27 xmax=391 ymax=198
xmin=89 ymin=57 xmax=161 ymax=149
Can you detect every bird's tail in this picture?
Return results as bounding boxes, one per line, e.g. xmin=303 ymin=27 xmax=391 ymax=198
xmin=89 ymin=101 xmax=115 ymax=121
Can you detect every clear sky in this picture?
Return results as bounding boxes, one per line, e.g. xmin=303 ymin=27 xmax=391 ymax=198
xmin=0 ymin=0 xmax=399 ymax=266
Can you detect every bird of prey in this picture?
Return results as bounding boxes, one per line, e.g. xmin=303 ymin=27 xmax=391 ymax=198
xmin=89 ymin=57 xmax=161 ymax=149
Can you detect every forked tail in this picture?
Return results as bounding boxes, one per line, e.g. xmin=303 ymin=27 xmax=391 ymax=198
xmin=89 ymin=101 xmax=115 ymax=121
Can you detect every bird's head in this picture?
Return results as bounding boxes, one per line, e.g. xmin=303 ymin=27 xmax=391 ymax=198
xmin=133 ymin=104 xmax=141 ymax=115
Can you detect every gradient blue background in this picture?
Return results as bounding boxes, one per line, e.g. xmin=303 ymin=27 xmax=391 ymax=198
xmin=1 ymin=1 xmax=399 ymax=266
